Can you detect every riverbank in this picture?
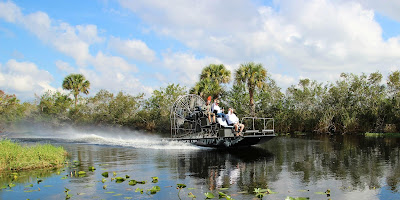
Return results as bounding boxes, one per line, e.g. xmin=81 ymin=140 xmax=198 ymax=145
xmin=0 ymin=139 xmax=67 ymax=171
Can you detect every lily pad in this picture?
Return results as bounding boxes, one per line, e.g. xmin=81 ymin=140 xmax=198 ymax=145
xmin=24 ymin=190 xmax=35 ymax=193
xmin=177 ymin=184 xmax=186 ymax=189
xmin=148 ymin=186 xmax=161 ymax=194
xmin=25 ymin=184 xmax=34 ymax=188
xmin=88 ymin=166 xmax=96 ymax=171
xmin=115 ymin=177 xmax=125 ymax=183
xmin=128 ymin=180 xmax=137 ymax=186
xmin=125 ymin=175 xmax=130 ymax=179
xmin=135 ymin=188 xmax=144 ymax=194
xmin=204 ymin=192 xmax=215 ymax=199
xmin=101 ymin=178 xmax=106 ymax=183
xmin=105 ymin=191 xmax=115 ymax=194
xmin=101 ymin=172 xmax=109 ymax=178
xmin=8 ymin=183 xmax=16 ymax=188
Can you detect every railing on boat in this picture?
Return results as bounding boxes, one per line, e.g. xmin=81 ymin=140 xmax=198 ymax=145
xmin=241 ymin=117 xmax=274 ymax=135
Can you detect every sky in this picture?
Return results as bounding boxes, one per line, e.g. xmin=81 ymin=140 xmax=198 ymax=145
xmin=0 ymin=0 xmax=400 ymax=101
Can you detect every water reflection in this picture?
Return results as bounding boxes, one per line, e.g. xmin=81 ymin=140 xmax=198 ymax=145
xmin=1 ymin=135 xmax=400 ymax=199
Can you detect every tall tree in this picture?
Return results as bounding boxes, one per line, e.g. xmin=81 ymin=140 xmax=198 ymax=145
xmin=190 ymin=64 xmax=231 ymax=99
xmin=62 ymin=74 xmax=90 ymax=106
xmin=234 ymin=62 xmax=267 ymax=115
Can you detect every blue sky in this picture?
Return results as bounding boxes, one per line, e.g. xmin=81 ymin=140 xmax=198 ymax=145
xmin=0 ymin=0 xmax=400 ymax=101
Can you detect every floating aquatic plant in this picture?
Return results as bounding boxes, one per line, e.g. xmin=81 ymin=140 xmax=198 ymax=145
xmin=148 ymin=186 xmax=161 ymax=194
xmin=101 ymin=172 xmax=109 ymax=177
xmin=152 ymin=176 xmax=158 ymax=183
xmin=285 ymin=197 xmax=310 ymax=200
xmin=115 ymin=177 xmax=125 ymax=183
xmin=135 ymin=188 xmax=143 ymax=194
xmin=188 ymin=192 xmax=196 ymax=199
xmin=204 ymin=192 xmax=215 ymax=199
xmin=88 ymin=166 xmax=96 ymax=171
xmin=128 ymin=180 xmax=137 ymax=186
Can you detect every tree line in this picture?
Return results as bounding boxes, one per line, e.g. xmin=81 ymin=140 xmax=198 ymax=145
xmin=1 ymin=64 xmax=400 ymax=135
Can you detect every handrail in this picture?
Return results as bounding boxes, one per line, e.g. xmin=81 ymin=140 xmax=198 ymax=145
xmin=241 ymin=117 xmax=274 ymax=135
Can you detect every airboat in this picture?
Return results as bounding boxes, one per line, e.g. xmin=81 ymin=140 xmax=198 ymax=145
xmin=169 ymin=94 xmax=276 ymax=148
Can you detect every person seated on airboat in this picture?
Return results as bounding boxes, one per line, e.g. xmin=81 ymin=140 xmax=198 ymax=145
xmin=204 ymin=96 xmax=215 ymax=124
xmin=226 ymin=108 xmax=245 ymax=136
xmin=211 ymin=99 xmax=227 ymax=123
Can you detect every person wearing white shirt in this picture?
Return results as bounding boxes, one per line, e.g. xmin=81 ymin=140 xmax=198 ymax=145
xmin=226 ymin=108 xmax=244 ymax=136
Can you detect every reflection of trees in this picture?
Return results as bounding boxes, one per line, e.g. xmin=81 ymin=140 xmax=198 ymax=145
xmin=168 ymin=135 xmax=400 ymax=193
xmin=263 ymin=135 xmax=400 ymax=191
xmin=169 ymin=147 xmax=276 ymax=191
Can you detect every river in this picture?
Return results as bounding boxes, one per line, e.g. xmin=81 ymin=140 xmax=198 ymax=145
xmin=1 ymin=130 xmax=400 ymax=200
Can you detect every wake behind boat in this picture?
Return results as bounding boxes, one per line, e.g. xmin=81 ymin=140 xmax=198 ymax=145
xmin=170 ymin=94 xmax=276 ymax=148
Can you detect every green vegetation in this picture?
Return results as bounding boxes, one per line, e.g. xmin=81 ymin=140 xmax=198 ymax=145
xmin=0 ymin=139 xmax=67 ymax=171
xmin=2 ymin=69 xmax=400 ymax=135
xmin=62 ymin=73 xmax=91 ymax=107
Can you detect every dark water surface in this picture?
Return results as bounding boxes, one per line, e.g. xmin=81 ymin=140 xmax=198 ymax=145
xmin=2 ymin=132 xmax=400 ymax=200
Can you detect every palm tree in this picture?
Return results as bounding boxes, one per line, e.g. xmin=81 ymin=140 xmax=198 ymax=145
xmin=200 ymin=64 xmax=231 ymax=85
xmin=62 ymin=74 xmax=90 ymax=106
xmin=190 ymin=64 xmax=231 ymax=99
xmin=190 ymin=79 xmax=223 ymax=99
xmin=234 ymin=62 xmax=267 ymax=115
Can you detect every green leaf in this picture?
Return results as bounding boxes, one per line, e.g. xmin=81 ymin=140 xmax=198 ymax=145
xmin=101 ymin=172 xmax=109 ymax=178
xmin=113 ymin=194 xmax=123 ymax=196
xmin=113 ymin=171 xmax=117 ymax=177
xmin=101 ymin=178 xmax=106 ymax=183
xmin=8 ymin=183 xmax=16 ymax=188
xmin=128 ymin=180 xmax=137 ymax=186
xmin=125 ymin=175 xmax=130 ymax=179
xmin=0 ymin=185 xmax=7 ymax=189
xmin=137 ymin=180 xmax=146 ymax=184
xmin=218 ymin=188 xmax=229 ymax=190
xmin=88 ymin=166 xmax=96 ymax=171
xmin=204 ymin=192 xmax=215 ymax=199
xmin=78 ymin=171 xmax=86 ymax=175
xmin=177 ymin=183 xmax=186 ymax=189
xmin=24 ymin=190 xmax=35 ymax=193
xmin=105 ymin=191 xmax=115 ymax=194
xmin=135 ymin=188 xmax=143 ymax=194
xmin=219 ymin=191 xmax=227 ymax=198
xmin=315 ymin=192 xmax=326 ymax=195
xmin=149 ymin=186 xmax=161 ymax=194
xmin=61 ymin=176 xmax=68 ymax=180
xmin=124 ymin=197 xmax=133 ymax=200
xmin=115 ymin=177 xmax=125 ymax=183
xmin=25 ymin=184 xmax=33 ymax=188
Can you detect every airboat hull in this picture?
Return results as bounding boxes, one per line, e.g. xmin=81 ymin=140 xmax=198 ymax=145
xmin=173 ymin=134 xmax=276 ymax=148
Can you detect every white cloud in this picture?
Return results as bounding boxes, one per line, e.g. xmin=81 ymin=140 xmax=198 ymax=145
xmin=0 ymin=1 xmax=152 ymax=99
xmin=0 ymin=1 xmax=22 ymax=23
xmin=120 ymin=0 xmax=400 ymax=88
xmin=56 ymin=60 xmax=75 ymax=73
xmin=0 ymin=59 xmax=55 ymax=99
xmin=108 ymin=37 xmax=156 ymax=62
xmin=162 ymin=51 xmax=223 ymax=85
xmin=357 ymin=0 xmax=400 ymax=22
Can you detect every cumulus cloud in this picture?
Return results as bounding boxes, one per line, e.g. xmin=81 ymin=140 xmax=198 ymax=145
xmin=0 ymin=59 xmax=55 ymax=99
xmin=108 ymin=37 xmax=156 ymax=62
xmin=120 ymin=0 xmax=400 ymax=88
xmin=162 ymin=51 xmax=224 ymax=85
xmin=0 ymin=1 xmax=153 ymax=99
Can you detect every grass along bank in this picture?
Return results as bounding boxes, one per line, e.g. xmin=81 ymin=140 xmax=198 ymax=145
xmin=0 ymin=139 xmax=67 ymax=171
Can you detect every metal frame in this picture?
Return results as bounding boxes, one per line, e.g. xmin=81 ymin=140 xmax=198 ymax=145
xmin=241 ymin=117 xmax=274 ymax=135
